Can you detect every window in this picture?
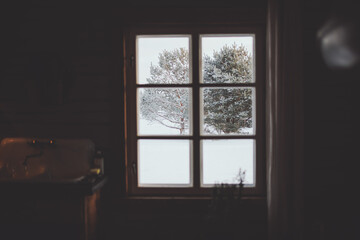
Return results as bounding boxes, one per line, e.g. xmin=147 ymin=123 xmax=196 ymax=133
xmin=125 ymin=26 xmax=265 ymax=196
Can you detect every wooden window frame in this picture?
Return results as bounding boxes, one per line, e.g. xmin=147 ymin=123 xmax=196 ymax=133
xmin=124 ymin=25 xmax=265 ymax=196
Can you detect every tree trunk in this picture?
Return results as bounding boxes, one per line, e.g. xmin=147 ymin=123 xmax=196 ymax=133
xmin=180 ymin=118 xmax=185 ymax=134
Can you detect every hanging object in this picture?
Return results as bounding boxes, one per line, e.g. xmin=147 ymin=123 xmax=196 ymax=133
xmin=317 ymin=2 xmax=359 ymax=69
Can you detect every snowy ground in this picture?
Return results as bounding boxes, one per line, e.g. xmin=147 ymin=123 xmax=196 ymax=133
xmin=138 ymin=120 xmax=254 ymax=187
xmin=138 ymin=119 xmax=253 ymax=136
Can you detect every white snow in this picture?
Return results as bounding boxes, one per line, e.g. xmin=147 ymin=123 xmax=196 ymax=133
xmin=138 ymin=139 xmax=191 ymax=186
xmin=138 ymin=119 xmax=185 ymax=135
xmin=138 ymin=120 xmax=255 ymax=186
xmin=201 ymin=139 xmax=254 ymax=185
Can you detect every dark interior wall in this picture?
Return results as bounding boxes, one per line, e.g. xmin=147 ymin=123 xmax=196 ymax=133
xmin=1 ymin=3 xmax=123 ymax=239
xmin=0 ymin=3 xmax=113 ymax=146
xmin=1 ymin=1 xmax=268 ymax=240
xmin=2 ymin=0 xmax=358 ymax=239
xmin=302 ymin=0 xmax=360 ymax=239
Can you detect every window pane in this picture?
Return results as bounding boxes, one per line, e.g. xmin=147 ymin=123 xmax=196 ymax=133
xmin=138 ymin=140 xmax=192 ymax=186
xmin=201 ymin=139 xmax=254 ymax=185
xmin=201 ymin=35 xmax=254 ymax=83
xmin=137 ymin=36 xmax=191 ymax=84
xmin=138 ymin=88 xmax=192 ymax=135
xmin=201 ymin=87 xmax=255 ymax=135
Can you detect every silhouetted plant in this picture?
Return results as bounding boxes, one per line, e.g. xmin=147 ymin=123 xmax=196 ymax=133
xmin=202 ymin=169 xmax=246 ymax=239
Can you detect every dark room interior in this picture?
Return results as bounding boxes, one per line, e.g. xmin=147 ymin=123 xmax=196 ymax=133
xmin=1 ymin=0 xmax=359 ymax=239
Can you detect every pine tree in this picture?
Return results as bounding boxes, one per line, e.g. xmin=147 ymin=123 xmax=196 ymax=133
xmin=203 ymin=44 xmax=252 ymax=84
xmin=140 ymin=44 xmax=253 ymax=134
xmin=203 ymin=44 xmax=253 ymax=134
xmin=140 ymin=48 xmax=190 ymax=134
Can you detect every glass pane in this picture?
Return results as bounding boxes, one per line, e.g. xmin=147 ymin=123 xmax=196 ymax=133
xmin=201 ymin=139 xmax=254 ymax=185
xmin=138 ymin=88 xmax=192 ymax=135
xmin=138 ymin=140 xmax=191 ymax=186
xmin=137 ymin=36 xmax=191 ymax=84
xmin=201 ymin=35 xmax=255 ymax=83
xmin=201 ymin=87 xmax=255 ymax=135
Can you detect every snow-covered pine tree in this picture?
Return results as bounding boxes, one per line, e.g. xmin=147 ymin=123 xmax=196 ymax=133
xmin=140 ymin=48 xmax=190 ymax=134
xmin=203 ymin=87 xmax=253 ymax=134
xmin=203 ymin=44 xmax=253 ymax=134
xmin=140 ymin=44 xmax=253 ymax=134
xmin=203 ymin=44 xmax=252 ymax=84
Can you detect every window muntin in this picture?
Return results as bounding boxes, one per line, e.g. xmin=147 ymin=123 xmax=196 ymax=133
xmin=126 ymin=30 xmax=263 ymax=195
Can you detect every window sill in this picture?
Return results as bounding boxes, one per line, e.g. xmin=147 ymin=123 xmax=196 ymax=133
xmin=112 ymin=196 xmax=267 ymax=218
xmin=121 ymin=195 xmax=265 ymax=200
xmin=117 ymin=195 xmax=266 ymax=207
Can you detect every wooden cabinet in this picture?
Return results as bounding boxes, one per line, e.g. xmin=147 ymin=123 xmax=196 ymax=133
xmin=0 ymin=177 xmax=106 ymax=240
